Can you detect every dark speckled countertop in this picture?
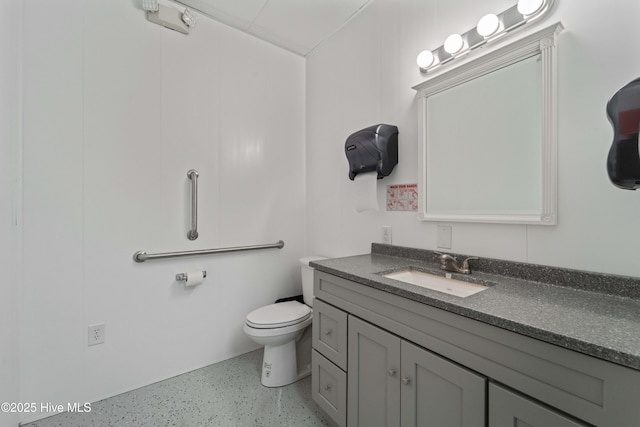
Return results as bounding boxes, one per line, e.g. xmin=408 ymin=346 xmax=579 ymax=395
xmin=310 ymin=243 xmax=640 ymax=371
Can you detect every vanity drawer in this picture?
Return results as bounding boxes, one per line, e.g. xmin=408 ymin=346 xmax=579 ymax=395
xmin=489 ymin=383 xmax=588 ymax=427
xmin=312 ymin=349 xmax=346 ymax=427
xmin=313 ymin=299 xmax=348 ymax=370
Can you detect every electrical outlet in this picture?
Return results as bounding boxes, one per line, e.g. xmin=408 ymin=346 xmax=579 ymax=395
xmin=382 ymin=226 xmax=392 ymax=244
xmin=88 ymin=324 xmax=105 ymax=346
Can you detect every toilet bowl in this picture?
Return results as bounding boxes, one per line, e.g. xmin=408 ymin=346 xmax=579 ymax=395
xmin=244 ymin=256 xmax=325 ymax=387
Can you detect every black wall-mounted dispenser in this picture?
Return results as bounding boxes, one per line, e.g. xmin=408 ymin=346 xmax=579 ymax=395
xmin=607 ymin=77 xmax=640 ymax=190
xmin=345 ymin=124 xmax=398 ymax=180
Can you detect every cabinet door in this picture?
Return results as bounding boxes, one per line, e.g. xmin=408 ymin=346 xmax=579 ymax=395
xmin=489 ymin=383 xmax=588 ymax=427
xmin=401 ymin=340 xmax=486 ymax=427
xmin=348 ymin=315 xmax=401 ymax=427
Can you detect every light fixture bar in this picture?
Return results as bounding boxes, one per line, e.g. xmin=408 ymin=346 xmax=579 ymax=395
xmin=417 ymin=0 xmax=555 ymax=73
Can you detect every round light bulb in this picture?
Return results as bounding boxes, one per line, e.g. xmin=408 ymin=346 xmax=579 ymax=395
xmin=416 ymin=50 xmax=435 ymax=70
xmin=476 ymin=14 xmax=500 ymax=38
xmin=444 ymin=34 xmax=464 ymax=55
xmin=517 ymin=0 xmax=545 ymax=17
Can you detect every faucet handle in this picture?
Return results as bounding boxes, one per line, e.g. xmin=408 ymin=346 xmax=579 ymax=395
xmin=461 ymin=256 xmax=478 ymax=269
xmin=433 ymin=251 xmax=446 ymax=263
xmin=434 ymin=251 xmax=455 ymax=259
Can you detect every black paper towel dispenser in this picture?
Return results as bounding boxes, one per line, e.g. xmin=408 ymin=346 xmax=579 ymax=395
xmin=607 ymin=78 xmax=640 ymax=190
xmin=345 ymin=124 xmax=398 ymax=180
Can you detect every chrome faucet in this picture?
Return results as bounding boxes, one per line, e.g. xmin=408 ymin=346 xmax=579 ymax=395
xmin=436 ymin=253 xmax=478 ymax=274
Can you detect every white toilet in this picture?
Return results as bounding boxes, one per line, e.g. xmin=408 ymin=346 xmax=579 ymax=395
xmin=243 ymin=256 xmax=325 ymax=387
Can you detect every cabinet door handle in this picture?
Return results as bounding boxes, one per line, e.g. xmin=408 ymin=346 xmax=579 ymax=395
xmin=388 ymin=369 xmax=396 ymax=377
xmin=324 ymin=383 xmax=332 ymax=391
xmin=402 ymin=377 xmax=411 ymax=385
xmin=324 ymin=329 xmax=332 ymax=336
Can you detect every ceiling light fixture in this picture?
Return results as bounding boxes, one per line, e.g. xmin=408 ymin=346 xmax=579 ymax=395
xmin=416 ymin=0 xmax=553 ymax=74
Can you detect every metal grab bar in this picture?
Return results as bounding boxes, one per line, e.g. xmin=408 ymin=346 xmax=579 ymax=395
xmin=133 ymin=240 xmax=285 ymax=263
xmin=187 ymin=169 xmax=199 ymax=240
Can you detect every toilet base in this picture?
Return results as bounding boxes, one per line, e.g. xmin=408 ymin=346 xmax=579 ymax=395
xmin=260 ymin=326 xmax=312 ymax=388
xmin=261 ymin=339 xmax=298 ymax=387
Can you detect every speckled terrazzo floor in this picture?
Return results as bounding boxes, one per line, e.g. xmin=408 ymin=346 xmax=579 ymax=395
xmin=23 ymin=349 xmax=332 ymax=427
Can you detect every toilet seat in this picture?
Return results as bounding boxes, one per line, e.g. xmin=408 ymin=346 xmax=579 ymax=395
xmin=245 ymin=301 xmax=311 ymax=329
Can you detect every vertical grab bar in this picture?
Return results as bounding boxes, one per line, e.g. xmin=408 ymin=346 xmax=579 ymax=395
xmin=187 ymin=169 xmax=199 ymax=240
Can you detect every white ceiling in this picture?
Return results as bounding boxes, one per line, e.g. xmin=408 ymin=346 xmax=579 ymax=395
xmin=175 ymin=0 xmax=372 ymax=56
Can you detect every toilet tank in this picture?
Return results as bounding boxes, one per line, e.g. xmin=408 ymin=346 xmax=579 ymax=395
xmin=299 ymin=256 xmax=326 ymax=307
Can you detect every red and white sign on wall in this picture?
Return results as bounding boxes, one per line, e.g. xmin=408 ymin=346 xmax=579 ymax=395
xmin=387 ymin=184 xmax=418 ymax=211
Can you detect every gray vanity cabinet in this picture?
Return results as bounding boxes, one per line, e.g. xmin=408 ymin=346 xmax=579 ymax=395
xmin=312 ymin=270 xmax=640 ymax=427
xmin=489 ymin=384 xmax=587 ymax=427
xmin=312 ymin=299 xmax=349 ymax=427
xmin=348 ymin=315 xmax=401 ymax=427
xmin=348 ymin=315 xmax=486 ymax=427
xmin=313 ymin=298 xmax=348 ymax=370
xmin=400 ymin=339 xmax=485 ymax=427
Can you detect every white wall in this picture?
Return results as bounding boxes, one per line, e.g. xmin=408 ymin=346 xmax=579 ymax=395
xmin=0 ymin=2 xmax=21 ymax=426
xmin=306 ymin=0 xmax=640 ymax=277
xmin=20 ymin=0 xmax=305 ymax=423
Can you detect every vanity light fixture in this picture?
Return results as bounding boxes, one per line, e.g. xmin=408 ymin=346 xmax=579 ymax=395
xmin=517 ymin=0 xmax=546 ymax=17
xmin=444 ymin=34 xmax=465 ymax=55
xmin=476 ymin=14 xmax=502 ymax=38
xmin=416 ymin=0 xmax=554 ymax=73
xmin=416 ymin=50 xmax=436 ymax=71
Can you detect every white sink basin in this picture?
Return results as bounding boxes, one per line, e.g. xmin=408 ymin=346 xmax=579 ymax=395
xmin=383 ymin=269 xmax=489 ymax=298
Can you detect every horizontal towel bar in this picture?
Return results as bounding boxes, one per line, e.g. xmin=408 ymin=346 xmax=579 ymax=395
xmin=133 ymin=240 xmax=285 ymax=263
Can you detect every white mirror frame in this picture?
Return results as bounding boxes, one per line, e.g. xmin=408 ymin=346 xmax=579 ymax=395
xmin=414 ymin=22 xmax=563 ymax=225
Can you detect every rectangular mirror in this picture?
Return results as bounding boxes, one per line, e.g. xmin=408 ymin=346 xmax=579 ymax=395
xmin=414 ymin=23 xmax=563 ymax=225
